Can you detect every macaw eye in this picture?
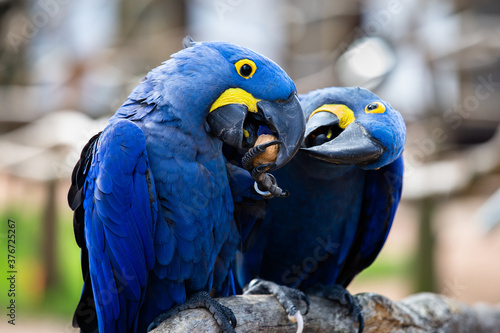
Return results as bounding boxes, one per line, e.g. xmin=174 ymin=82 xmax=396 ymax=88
xmin=235 ymin=59 xmax=257 ymax=79
xmin=365 ymin=102 xmax=386 ymax=114
xmin=240 ymin=64 xmax=252 ymax=76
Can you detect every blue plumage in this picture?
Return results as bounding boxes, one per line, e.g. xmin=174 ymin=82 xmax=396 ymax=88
xmin=236 ymin=86 xmax=406 ymax=295
xmin=68 ymin=39 xmax=304 ymax=332
xmin=82 ymin=120 xmax=157 ymax=332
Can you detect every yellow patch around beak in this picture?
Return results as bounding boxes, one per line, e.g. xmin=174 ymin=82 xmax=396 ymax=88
xmin=308 ymin=104 xmax=355 ymax=129
xmin=210 ymin=88 xmax=261 ymax=113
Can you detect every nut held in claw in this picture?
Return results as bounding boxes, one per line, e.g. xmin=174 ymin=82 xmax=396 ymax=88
xmin=252 ymin=134 xmax=279 ymax=168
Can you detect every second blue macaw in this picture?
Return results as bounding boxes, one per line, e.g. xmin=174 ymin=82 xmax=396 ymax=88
xmin=68 ymin=37 xmax=304 ymax=333
xmin=237 ymin=87 xmax=406 ymax=332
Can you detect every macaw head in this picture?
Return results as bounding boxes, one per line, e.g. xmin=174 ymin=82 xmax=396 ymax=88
xmin=300 ymin=87 xmax=406 ymax=170
xmin=163 ymin=37 xmax=305 ymax=171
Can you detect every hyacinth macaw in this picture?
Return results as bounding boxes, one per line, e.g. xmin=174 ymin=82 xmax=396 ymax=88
xmin=238 ymin=87 xmax=406 ymax=332
xmin=68 ymin=37 xmax=304 ymax=333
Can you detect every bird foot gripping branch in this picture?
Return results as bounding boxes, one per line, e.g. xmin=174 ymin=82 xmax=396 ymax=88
xmin=244 ymin=279 xmax=310 ymax=333
xmin=242 ymin=134 xmax=290 ymax=198
xmin=147 ymin=291 xmax=237 ymax=333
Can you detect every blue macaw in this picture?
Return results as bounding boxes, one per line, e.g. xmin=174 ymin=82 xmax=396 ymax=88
xmin=237 ymin=86 xmax=406 ymax=332
xmin=68 ymin=37 xmax=304 ymax=333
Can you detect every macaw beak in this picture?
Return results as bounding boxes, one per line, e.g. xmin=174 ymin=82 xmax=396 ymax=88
xmin=207 ymin=91 xmax=304 ymax=171
xmin=301 ymin=110 xmax=384 ymax=165
xmin=255 ymin=95 xmax=305 ymax=170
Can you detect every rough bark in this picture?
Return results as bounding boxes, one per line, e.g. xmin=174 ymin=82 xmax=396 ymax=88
xmin=151 ymin=292 xmax=500 ymax=333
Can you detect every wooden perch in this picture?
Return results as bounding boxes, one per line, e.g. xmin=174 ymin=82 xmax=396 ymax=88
xmin=151 ymin=292 xmax=500 ymax=333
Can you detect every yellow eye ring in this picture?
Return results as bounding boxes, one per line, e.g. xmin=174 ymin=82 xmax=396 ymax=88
xmin=365 ymin=102 xmax=386 ymax=114
xmin=235 ymin=59 xmax=257 ymax=79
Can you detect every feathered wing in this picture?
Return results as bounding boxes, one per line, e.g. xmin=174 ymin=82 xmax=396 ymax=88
xmin=214 ymin=162 xmax=267 ymax=296
xmin=336 ymin=156 xmax=404 ymax=287
xmin=69 ymin=132 xmax=101 ymax=332
xmin=69 ymin=119 xmax=158 ymax=332
xmin=226 ymin=162 xmax=267 ymax=252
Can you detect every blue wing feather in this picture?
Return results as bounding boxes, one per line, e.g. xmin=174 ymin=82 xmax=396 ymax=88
xmin=83 ymin=119 xmax=157 ymax=332
xmin=225 ymin=162 xmax=267 ymax=252
xmin=336 ymin=156 xmax=404 ymax=286
xmin=154 ymin=219 xmax=176 ymax=269
xmin=360 ymin=156 xmax=403 ymax=257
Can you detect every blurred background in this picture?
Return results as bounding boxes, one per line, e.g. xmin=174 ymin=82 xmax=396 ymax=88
xmin=1 ymin=0 xmax=500 ymax=331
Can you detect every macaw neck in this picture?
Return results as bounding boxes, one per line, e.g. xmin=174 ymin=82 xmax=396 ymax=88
xmin=152 ymin=61 xmax=224 ymax=129
xmin=111 ymin=59 xmax=227 ymax=136
xmin=111 ymin=100 xmax=215 ymax=144
xmin=147 ymin=111 xmax=212 ymax=142
xmin=293 ymin=151 xmax=360 ymax=180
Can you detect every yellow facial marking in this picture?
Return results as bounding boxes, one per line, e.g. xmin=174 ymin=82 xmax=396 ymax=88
xmin=243 ymin=129 xmax=250 ymax=138
xmin=210 ymin=88 xmax=261 ymax=113
xmin=235 ymin=59 xmax=257 ymax=79
xmin=308 ymin=104 xmax=355 ymax=129
xmin=326 ymin=128 xmax=333 ymax=139
xmin=365 ymin=102 xmax=386 ymax=114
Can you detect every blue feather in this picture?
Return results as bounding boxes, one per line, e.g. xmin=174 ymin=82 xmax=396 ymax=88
xmin=70 ymin=39 xmax=302 ymax=332
xmin=80 ymin=120 xmax=157 ymax=332
xmin=236 ymin=86 xmax=406 ymax=293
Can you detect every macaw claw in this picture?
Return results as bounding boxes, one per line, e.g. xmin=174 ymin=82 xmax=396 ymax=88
xmin=321 ymin=284 xmax=364 ymax=333
xmin=147 ymin=291 xmax=236 ymax=333
xmin=253 ymin=162 xmax=275 ymax=175
xmin=243 ymin=279 xmax=309 ymax=333
xmin=241 ymin=140 xmax=290 ymax=198
xmin=242 ymin=140 xmax=281 ymax=171
xmin=252 ymin=172 xmax=289 ymax=198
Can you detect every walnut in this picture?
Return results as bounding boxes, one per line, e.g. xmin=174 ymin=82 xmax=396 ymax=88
xmin=252 ymin=134 xmax=279 ymax=167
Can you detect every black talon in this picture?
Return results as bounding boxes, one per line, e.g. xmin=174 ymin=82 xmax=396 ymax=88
xmin=252 ymin=163 xmax=275 ymax=177
xmin=353 ymin=305 xmax=364 ymax=333
xmin=242 ymin=153 xmax=255 ymax=171
xmin=320 ymin=284 xmax=364 ymax=333
xmin=244 ymin=279 xmax=310 ymax=318
xmin=241 ymin=140 xmax=291 ymax=199
xmin=147 ymin=291 xmax=236 ymax=332
xmin=242 ymin=140 xmax=281 ymax=171
xmin=253 ymin=172 xmax=289 ymax=198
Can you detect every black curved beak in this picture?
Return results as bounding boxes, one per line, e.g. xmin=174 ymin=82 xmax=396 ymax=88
xmin=301 ymin=111 xmax=384 ymax=165
xmin=207 ymin=94 xmax=305 ymax=171
xmin=207 ymin=103 xmax=248 ymax=149
xmin=256 ymin=95 xmax=304 ymax=170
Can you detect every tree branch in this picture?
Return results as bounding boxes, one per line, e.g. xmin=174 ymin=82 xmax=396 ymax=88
xmin=151 ymin=292 xmax=500 ymax=333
